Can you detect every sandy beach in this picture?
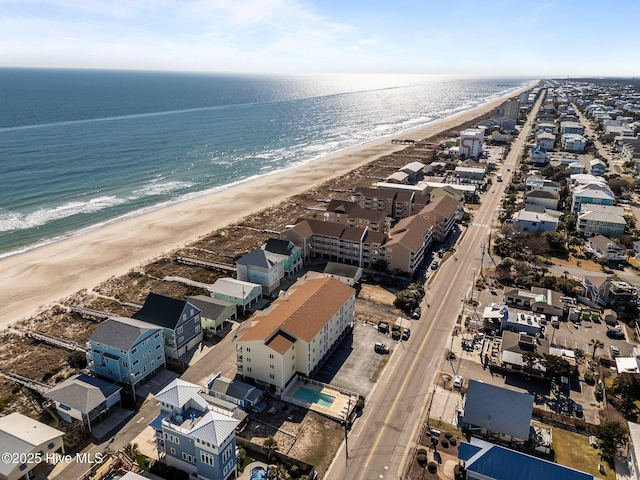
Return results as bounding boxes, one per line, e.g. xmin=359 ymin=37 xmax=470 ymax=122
xmin=0 ymin=85 xmax=533 ymax=326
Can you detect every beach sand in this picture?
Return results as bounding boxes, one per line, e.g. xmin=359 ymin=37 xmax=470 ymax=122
xmin=0 ymin=85 xmax=533 ymax=326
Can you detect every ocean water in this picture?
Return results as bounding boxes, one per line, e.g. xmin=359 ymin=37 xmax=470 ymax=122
xmin=0 ymin=69 xmax=535 ymax=257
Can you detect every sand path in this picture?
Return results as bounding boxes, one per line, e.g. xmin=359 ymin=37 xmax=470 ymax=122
xmin=0 ymin=84 xmax=534 ymax=326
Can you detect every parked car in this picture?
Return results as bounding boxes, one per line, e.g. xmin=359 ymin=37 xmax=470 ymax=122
xmin=607 ymin=329 xmax=625 ymax=339
xmin=453 ymin=375 xmax=464 ymax=389
xmin=378 ymin=322 xmax=389 ymax=334
xmin=574 ymin=403 xmax=584 ymax=418
xmin=412 ymin=308 xmax=421 ymax=319
xmin=430 ymin=261 xmax=439 ymax=270
xmin=402 ymin=328 xmax=411 ymax=341
xmin=374 ymin=342 xmax=389 ymax=354
xmin=610 ymin=345 xmax=620 ymax=357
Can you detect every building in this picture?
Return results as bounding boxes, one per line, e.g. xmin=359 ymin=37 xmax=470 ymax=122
xmin=385 ymin=214 xmax=433 ymax=274
xmin=581 ymin=276 xmax=639 ymax=308
xmin=280 ymin=219 xmax=388 ymax=270
xmin=560 ymin=121 xmax=585 ymax=135
xmin=0 ymin=413 xmax=65 ymax=480
xmin=459 ymin=439 xmax=594 ymax=480
xmin=536 ymin=132 xmax=556 ymax=151
xmin=523 ymin=190 xmax=559 ymax=210
xmin=458 ymin=129 xmax=484 ymax=158
xmin=323 ymin=200 xmax=390 ymax=232
xmin=527 ymin=177 xmax=561 ymax=195
xmin=149 ymin=379 xmax=240 ymax=480
xmin=384 ymin=171 xmax=409 ymax=184
xmin=236 ymin=277 xmax=355 ymax=393
xmin=133 ymin=293 xmax=203 ymax=359
xmin=418 ymin=195 xmax=462 ymax=242
xmin=455 ymin=166 xmax=486 ymax=182
xmin=529 ymin=146 xmax=548 ymax=165
xmin=499 ymin=98 xmax=520 ymax=120
xmin=500 ymin=331 xmax=549 ymax=373
xmin=235 ymin=249 xmax=285 ymax=295
xmin=585 ymin=235 xmax=627 ymax=263
xmin=589 ymin=159 xmax=607 ymax=177
xmin=209 ymin=278 xmax=263 ymax=313
xmin=188 ymin=296 xmax=237 ymax=333
xmin=400 ymin=162 xmax=425 ymax=183
xmin=504 ymin=287 xmax=566 ymax=318
xmin=512 ymin=209 xmax=558 ymax=235
xmin=87 ymin=317 xmax=165 ymax=388
xmin=44 ymin=374 xmax=121 ymax=432
xmin=460 ymin=380 xmax=534 ymax=446
xmin=351 ymin=187 xmax=396 ymax=217
xmin=263 ymin=238 xmax=303 ymax=277
xmin=204 ymin=374 xmax=262 ymax=410
xmin=322 ymin=262 xmax=363 ymax=286
xmin=628 ymin=421 xmax=640 ymax=480
xmin=561 ymin=133 xmax=587 ymax=152
xmin=571 ymin=182 xmax=615 ymax=213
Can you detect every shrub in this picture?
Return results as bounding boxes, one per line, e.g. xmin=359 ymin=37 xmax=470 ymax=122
xmin=392 ymin=331 xmax=401 ymax=341
xmin=428 ymin=461 xmax=437 ymax=473
xmin=416 ymin=453 xmax=428 ymax=466
xmin=68 ymin=351 xmax=87 ymax=369
xmin=450 ymin=438 xmax=457 ymax=446
xmin=441 ymin=439 xmax=449 ymax=448
xmin=444 ymin=432 xmax=453 ymax=440
xmin=584 ymin=372 xmax=594 ymax=384
xmin=149 ymin=460 xmax=167 ymax=476
xmin=417 ymin=448 xmax=427 ymax=455
xmin=42 ymin=367 xmax=61 ymax=382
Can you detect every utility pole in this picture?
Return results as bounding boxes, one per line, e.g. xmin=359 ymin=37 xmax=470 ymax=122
xmin=344 ymin=395 xmax=352 ymax=468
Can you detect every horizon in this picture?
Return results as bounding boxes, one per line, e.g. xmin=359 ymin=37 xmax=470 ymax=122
xmin=1 ymin=0 xmax=639 ymax=77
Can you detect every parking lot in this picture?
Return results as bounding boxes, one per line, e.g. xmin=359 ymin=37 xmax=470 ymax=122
xmin=313 ymin=320 xmax=393 ymax=397
xmin=550 ymin=318 xmax=634 ymax=359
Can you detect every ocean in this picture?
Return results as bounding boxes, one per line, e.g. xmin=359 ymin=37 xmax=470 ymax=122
xmin=0 ymin=68 xmax=534 ymax=257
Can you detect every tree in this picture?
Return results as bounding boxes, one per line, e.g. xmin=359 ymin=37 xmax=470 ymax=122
xmin=543 ymin=354 xmax=571 ymax=380
xmin=612 ymin=373 xmax=640 ymax=419
xmin=393 ymin=282 xmax=425 ymax=314
xmin=266 ymin=464 xmax=287 ymax=480
xmin=123 ymin=443 xmax=140 ymax=462
xmin=595 ymin=422 xmax=628 ymax=459
xmin=262 ymin=437 xmax=278 ymax=461
xmin=590 ymin=339 xmax=604 ymax=361
xmin=521 ymin=351 xmax=543 ymax=379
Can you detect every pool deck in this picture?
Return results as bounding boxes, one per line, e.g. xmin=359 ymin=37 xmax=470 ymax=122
xmin=285 ymin=379 xmax=355 ymax=421
xmin=239 ymin=461 xmax=268 ymax=480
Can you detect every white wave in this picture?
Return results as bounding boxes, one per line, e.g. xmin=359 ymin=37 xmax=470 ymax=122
xmin=0 ymin=196 xmax=126 ymax=232
xmin=130 ymin=181 xmax=192 ymax=198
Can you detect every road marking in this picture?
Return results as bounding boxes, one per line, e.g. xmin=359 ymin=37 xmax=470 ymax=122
xmin=362 ymin=221 xmax=486 ymax=471
xmin=351 ymin=408 xmax=372 ymax=437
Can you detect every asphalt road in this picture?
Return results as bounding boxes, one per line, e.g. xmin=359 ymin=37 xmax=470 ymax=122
xmin=325 ymin=90 xmax=546 ymax=480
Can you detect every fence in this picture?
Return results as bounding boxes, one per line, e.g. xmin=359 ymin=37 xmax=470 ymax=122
xmin=236 ymin=437 xmax=316 ymax=479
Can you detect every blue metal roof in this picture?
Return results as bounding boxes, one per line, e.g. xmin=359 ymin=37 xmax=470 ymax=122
xmin=458 ymin=442 xmax=482 ymax=462
xmin=466 ymin=443 xmax=593 ymax=480
xmin=148 ymin=413 xmax=167 ymax=431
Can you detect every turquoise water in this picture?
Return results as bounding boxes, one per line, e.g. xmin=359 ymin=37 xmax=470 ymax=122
xmin=0 ymin=68 xmax=535 ymax=257
xmin=250 ymin=466 xmax=267 ymax=480
xmin=293 ymin=386 xmax=336 ymax=407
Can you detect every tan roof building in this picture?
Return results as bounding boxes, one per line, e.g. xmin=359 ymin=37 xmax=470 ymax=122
xmin=236 ymin=277 xmax=355 ymax=393
xmin=323 ymin=200 xmax=390 ymax=232
xmin=386 ymin=215 xmax=434 ymax=274
xmin=418 ymin=195 xmax=462 ymax=242
xmin=351 ymin=187 xmax=396 ymax=217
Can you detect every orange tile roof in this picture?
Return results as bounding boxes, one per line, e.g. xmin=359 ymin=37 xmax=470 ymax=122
xmin=265 ymin=331 xmax=296 ymax=355
xmin=238 ymin=277 xmax=354 ymax=346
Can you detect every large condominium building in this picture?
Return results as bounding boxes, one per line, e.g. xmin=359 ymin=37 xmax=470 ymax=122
xmin=458 ymin=129 xmax=484 ymax=159
xmin=236 ymin=277 xmax=355 ymax=393
xmin=418 ymin=195 xmax=462 ymax=242
xmin=385 ymin=215 xmax=433 ymax=274
xmin=323 ymin=199 xmax=390 ymax=232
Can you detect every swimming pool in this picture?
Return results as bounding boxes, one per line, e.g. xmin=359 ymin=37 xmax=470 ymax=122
xmin=293 ymin=386 xmax=336 ymax=407
xmin=250 ymin=466 xmax=267 ymax=480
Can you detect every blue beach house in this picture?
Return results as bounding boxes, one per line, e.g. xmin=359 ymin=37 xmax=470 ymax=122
xmin=263 ymin=238 xmax=303 ymax=277
xmin=149 ymin=379 xmax=240 ymax=480
xmin=86 ymin=317 xmax=165 ymax=389
xmin=133 ymin=292 xmax=203 ymax=360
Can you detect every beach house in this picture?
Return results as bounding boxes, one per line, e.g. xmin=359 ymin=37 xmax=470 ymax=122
xmin=577 ymin=205 xmax=627 ymax=237
xmin=235 ymin=249 xmax=285 ymax=295
xmin=44 ymin=374 xmax=122 ymax=432
xmin=187 ymin=295 xmax=237 ymax=334
xmin=235 ymin=277 xmax=355 ymax=393
xmin=208 ymin=278 xmax=263 ymax=314
xmin=133 ymin=293 xmax=203 ymax=359
xmin=263 ymin=238 xmax=302 ymax=277
xmin=149 ymin=379 xmax=240 ymax=480
xmin=571 ymin=182 xmax=615 ymax=213
xmin=585 ymin=235 xmax=627 ymax=264
xmin=0 ymin=413 xmax=65 ymax=480
xmin=87 ymin=316 xmax=165 ymax=389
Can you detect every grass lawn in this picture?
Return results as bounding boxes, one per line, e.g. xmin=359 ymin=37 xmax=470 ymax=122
xmin=552 ymin=427 xmax=615 ymax=480
xmin=546 ymin=255 xmax=604 ymax=272
xmin=427 ymin=419 xmax=463 ymax=437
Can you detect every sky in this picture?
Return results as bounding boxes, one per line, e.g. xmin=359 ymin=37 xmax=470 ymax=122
xmin=1 ymin=0 xmax=639 ymax=77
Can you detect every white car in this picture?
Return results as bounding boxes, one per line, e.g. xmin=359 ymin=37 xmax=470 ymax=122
xmin=610 ymin=345 xmax=620 ymax=357
xmin=453 ymin=375 xmax=464 ymax=389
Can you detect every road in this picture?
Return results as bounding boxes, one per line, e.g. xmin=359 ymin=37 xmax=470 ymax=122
xmin=325 ymin=89 xmax=546 ymax=480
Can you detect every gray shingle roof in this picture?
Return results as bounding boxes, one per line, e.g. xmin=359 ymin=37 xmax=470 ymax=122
xmin=90 ymin=317 xmax=157 ymax=351
xmin=264 ymin=238 xmax=294 ymax=255
xmin=45 ymin=374 xmax=121 ymax=414
xmin=236 ymin=249 xmax=281 ymax=269
xmin=463 ymin=380 xmax=533 ymax=440
xmin=187 ymin=296 xmax=235 ymax=320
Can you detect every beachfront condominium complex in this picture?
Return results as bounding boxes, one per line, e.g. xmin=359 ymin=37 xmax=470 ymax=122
xmin=149 ymin=379 xmax=240 ymax=480
xmin=235 ymin=277 xmax=355 ymax=393
xmin=458 ymin=129 xmax=484 ymax=159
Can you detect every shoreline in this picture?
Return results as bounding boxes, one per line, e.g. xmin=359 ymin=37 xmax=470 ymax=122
xmin=0 ymin=83 xmax=534 ymax=326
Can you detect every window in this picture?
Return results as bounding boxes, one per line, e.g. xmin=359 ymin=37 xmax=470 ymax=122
xmin=156 ymin=344 xmax=161 ymax=350
xmin=246 ymin=357 xmax=251 ymax=362
xmin=269 ymin=364 xmax=274 ymax=369
xmin=170 ymin=447 xmax=176 ymax=455
xmin=270 ymin=374 xmax=275 ymax=379
xmin=157 ymin=355 xmax=162 ymax=361
xmin=154 ymin=332 xmax=160 ymax=339
xmin=131 ymin=347 xmax=137 ymax=354
xmin=177 ymin=326 xmax=184 ymax=335
xmin=182 ymin=452 xmax=195 ymax=463
xmin=246 ymin=347 xmax=251 ymax=352
xmin=178 ymin=336 xmax=184 ymax=343
xmin=122 ymin=362 xmax=128 ymax=368
xmin=247 ymin=367 xmax=252 ymax=372
xmin=133 ymin=359 xmax=139 ymax=366
xmin=195 ymin=325 xmax=201 ymax=333
xmin=269 ymin=354 xmax=274 ymax=359
xmin=201 ymin=451 xmax=214 ymax=466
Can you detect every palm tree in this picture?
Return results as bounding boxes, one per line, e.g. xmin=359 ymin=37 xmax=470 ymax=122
xmin=123 ymin=442 xmax=140 ymax=462
xmin=262 ymin=436 xmax=278 ymax=461
xmin=267 ymin=464 xmax=287 ymax=480
xmin=590 ymin=339 xmax=604 ymax=361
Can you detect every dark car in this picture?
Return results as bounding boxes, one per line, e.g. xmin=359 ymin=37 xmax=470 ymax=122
xmin=607 ymin=329 xmax=625 ymax=339
xmin=402 ymin=328 xmax=411 ymax=340
xmin=374 ymin=342 xmax=389 ymax=354
xmin=378 ymin=322 xmax=389 ymax=334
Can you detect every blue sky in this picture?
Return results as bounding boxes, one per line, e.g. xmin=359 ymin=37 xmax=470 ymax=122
xmin=1 ymin=0 xmax=638 ymax=76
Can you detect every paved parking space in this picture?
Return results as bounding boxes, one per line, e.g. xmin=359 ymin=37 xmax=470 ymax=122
xmin=313 ymin=320 xmax=392 ymax=397
xmin=550 ymin=319 xmax=634 ymax=359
